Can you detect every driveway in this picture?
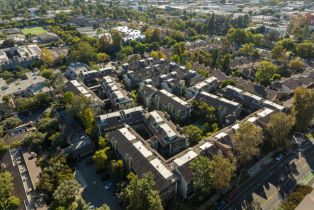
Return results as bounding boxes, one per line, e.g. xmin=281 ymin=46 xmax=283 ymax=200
xmin=75 ymin=158 xmax=122 ymax=210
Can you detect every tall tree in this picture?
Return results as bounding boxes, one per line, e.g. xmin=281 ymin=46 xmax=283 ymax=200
xmin=92 ymin=147 xmax=111 ymax=171
xmin=255 ymin=60 xmax=278 ymax=86
xmin=208 ymin=155 xmax=236 ymax=191
xmin=235 ymin=122 xmax=264 ymax=164
xmin=183 ymin=125 xmax=203 ymax=145
xmin=271 ymin=44 xmax=288 ymax=64
xmin=53 ymin=180 xmax=81 ymax=207
xmin=120 ymin=172 xmax=163 ymax=210
xmin=190 ymin=155 xmax=236 ymax=194
xmin=267 ymin=112 xmax=295 ymax=149
xmin=293 ymin=88 xmax=314 ymax=131
xmin=0 ymin=171 xmax=20 ymax=210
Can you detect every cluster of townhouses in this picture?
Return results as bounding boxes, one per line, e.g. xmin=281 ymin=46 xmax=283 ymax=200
xmin=0 ymin=44 xmax=41 ymax=69
xmin=71 ymin=57 xmax=287 ymax=201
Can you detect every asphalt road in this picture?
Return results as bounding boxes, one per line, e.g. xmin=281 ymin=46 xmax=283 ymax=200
xmin=223 ymin=141 xmax=314 ymax=210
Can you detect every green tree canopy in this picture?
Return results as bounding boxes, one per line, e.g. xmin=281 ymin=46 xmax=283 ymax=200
xmin=120 ymin=172 xmax=163 ymax=210
xmin=92 ymin=147 xmax=111 ymax=171
xmin=255 ymin=60 xmax=278 ymax=86
xmin=183 ymin=125 xmax=203 ymax=145
xmin=267 ymin=112 xmax=295 ymax=149
xmin=53 ymin=179 xmax=81 ymax=207
xmin=235 ymin=122 xmax=264 ymax=164
xmin=293 ymin=88 xmax=314 ymax=131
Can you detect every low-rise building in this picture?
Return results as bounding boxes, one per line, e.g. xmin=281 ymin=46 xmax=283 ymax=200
xmin=154 ymin=89 xmax=191 ymax=122
xmin=95 ymin=106 xmax=144 ymax=135
xmin=224 ymin=85 xmax=264 ymax=110
xmin=194 ymin=91 xmax=242 ymax=124
xmin=107 ymin=125 xmax=176 ymax=202
xmin=101 ymin=76 xmax=134 ymax=110
xmin=66 ymin=80 xmax=103 ymax=114
xmin=0 ymin=71 xmax=49 ymax=103
xmin=145 ymin=110 xmax=188 ymax=157
xmin=186 ymin=76 xmax=219 ymax=99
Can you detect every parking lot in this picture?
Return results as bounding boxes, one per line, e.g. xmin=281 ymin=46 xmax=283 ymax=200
xmin=75 ymin=158 xmax=122 ymax=210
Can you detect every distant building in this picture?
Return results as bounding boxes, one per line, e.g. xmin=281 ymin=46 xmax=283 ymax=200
xmin=113 ymin=26 xmax=145 ymax=42
xmin=0 ymin=44 xmax=41 ymax=69
xmin=36 ymin=32 xmax=60 ymax=44
xmin=0 ymin=71 xmax=49 ymax=104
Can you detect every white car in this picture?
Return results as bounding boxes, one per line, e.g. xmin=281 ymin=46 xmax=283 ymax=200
xmin=104 ymin=182 xmax=113 ymax=190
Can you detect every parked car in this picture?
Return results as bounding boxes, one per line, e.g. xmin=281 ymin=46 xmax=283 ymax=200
xmin=275 ymin=153 xmax=283 ymax=161
xmin=104 ymin=182 xmax=114 ymax=190
xmin=102 ymin=174 xmax=110 ymax=181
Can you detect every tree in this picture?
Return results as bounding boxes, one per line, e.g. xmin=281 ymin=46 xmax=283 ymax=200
xmin=38 ymin=157 xmax=74 ymax=196
xmin=75 ymin=198 xmax=89 ymax=210
xmin=235 ymin=122 xmax=264 ymax=164
xmin=189 ymin=156 xmax=212 ymax=194
xmin=92 ymin=147 xmax=111 ymax=171
xmin=96 ymin=204 xmax=110 ymax=210
xmin=183 ymin=125 xmax=203 ymax=145
xmin=220 ymin=54 xmax=232 ymax=74
xmin=41 ymin=48 xmax=54 ymax=65
xmin=288 ymin=57 xmax=305 ymax=73
xmin=271 ymin=44 xmax=287 ymax=64
xmin=190 ymin=155 xmax=236 ymax=194
xmin=208 ymin=155 xmax=236 ymax=190
xmin=267 ymin=113 xmax=295 ymax=149
xmin=1 ymin=117 xmax=22 ymax=131
xmin=81 ymin=108 xmax=95 ymax=136
xmin=293 ymin=88 xmax=314 ymax=131
xmin=173 ymin=42 xmax=186 ymax=56
xmin=70 ymin=41 xmax=97 ymax=64
xmin=98 ymin=136 xmax=108 ymax=149
xmin=109 ymin=159 xmax=125 ymax=181
xmin=111 ymin=30 xmax=122 ymax=53
xmin=0 ymin=171 xmax=20 ymax=210
xmin=255 ymin=60 xmax=278 ymax=86
xmin=191 ymin=101 xmax=217 ymax=123
xmin=53 ymin=180 xmax=81 ymax=207
xmin=120 ymin=172 xmax=163 ymax=210
xmin=296 ymin=42 xmax=314 ymax=60
xmin=97 ymin=53 xmax=110 ymax=63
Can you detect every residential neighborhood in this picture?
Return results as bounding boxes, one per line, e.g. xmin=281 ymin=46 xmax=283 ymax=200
xmin=0 ymin=1 xmax=313 ymax=210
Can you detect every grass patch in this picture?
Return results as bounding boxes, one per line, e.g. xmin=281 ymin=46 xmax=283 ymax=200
xmin=22 ymin=27 xmax=47 ymax=35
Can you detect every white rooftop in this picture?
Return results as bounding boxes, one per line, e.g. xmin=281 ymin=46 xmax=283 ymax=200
xmin=133 ymin=141 xmax=153 ymax=158
xmin=257 ymin=108 xmax=274 ymax=118
xmin=119 ymin=127 xmax=136 ymax=141
xmin=159 ymin=123 xmax=177 ymax=139
xmin=263 ymin=100 xmax=285 ymax=111
xmin=247 ymin=116 xmax=258 ymax=123
xmin=232 ymin=123 xmax=240 ymax=130
xmin=150 ymin=158 xmax=173 ymax=179
xmin=215 ymin=132 xmax=228 ymax=139
xmin=174 ymin=150 xmax=198 ymax=167
xmin=150 ymin=111 xmax=164 ymax=124
xmin=199 ymin=142 xmax=213 ymax=151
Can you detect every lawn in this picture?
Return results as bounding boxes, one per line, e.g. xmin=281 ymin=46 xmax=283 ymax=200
xmin=22 ymin=27 xmax=47 ymax=35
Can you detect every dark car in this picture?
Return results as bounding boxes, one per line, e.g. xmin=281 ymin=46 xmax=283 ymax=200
xmin=102 ymin=174 xmax=110 ymax=181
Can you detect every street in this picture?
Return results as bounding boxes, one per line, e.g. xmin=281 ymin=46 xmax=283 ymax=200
xmin=223 ymin=140 xmax=314 ymax=210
